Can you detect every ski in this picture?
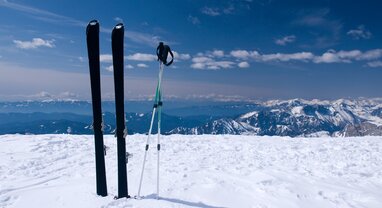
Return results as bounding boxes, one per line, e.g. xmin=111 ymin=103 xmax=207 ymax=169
xmin=112 ymin=23 xmax=129 ymax=198
xmin=86 ymin=20 xmax=108 ymax=197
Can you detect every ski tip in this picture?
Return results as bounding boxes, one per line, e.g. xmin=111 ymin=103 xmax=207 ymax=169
xmin=86 ymin=20 xmax=99 ymax=34
xmin=114 ymin=23 xmax=124 ymax=30
xmin=89 ymin=19 xmax=98 ymax=26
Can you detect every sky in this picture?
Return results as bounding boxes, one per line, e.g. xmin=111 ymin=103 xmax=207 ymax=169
xmin=0 ymin=0 xmax=382 ymax=102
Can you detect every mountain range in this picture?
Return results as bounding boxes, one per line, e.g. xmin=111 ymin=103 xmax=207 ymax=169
xmin=1 ymin=98 xmax=382 ymax=137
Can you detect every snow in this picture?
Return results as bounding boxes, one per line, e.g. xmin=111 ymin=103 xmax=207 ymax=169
xmin=291 ymin=106 xmax=303 ymax=115
xmin=240 ymin=111 xmax=258 ymax=119
xmin=1 ymin=134 xmax=382 ymax=208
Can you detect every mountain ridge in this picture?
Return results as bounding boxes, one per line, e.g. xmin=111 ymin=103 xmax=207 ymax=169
xmin=1 ymin=98 xmax=382 ymax=137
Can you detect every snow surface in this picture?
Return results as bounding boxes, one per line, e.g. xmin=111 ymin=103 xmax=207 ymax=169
xmin=1 ymin=134 xmax=382 ymax=208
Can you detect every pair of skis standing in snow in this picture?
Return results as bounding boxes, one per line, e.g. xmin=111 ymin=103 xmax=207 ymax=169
xmin=86 ymin=20 xmax=173 ymax=199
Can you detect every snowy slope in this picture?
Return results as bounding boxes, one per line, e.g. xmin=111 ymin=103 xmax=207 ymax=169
xmin=1 ymin=134 xmax=382 ymax=208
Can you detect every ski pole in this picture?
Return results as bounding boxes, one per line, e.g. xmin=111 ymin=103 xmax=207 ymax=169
xmin=156 ymin=62 xmax=164 ymax=199
xmin=137 ymin=42 xmax=173 ymax=199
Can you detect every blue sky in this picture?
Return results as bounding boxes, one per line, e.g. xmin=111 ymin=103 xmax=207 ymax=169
xmin=0 ymin=0 xmax=381 ymax=101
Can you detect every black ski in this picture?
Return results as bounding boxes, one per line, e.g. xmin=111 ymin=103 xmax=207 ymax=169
xmin=86 ymin=20 xmax=108 ymax=197
xmin=112 ymin=23 xmax=129 ymax=198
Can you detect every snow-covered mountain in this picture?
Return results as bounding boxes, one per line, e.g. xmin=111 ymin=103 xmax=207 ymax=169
xmin=1 ymin=98 xmax=382 ymax=137
xmin=171 ymin=98 xmax=382 ymax=137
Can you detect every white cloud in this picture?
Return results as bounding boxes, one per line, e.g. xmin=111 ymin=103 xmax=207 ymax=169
xmin=313 ymin=49 xmax=382 ymax=63
xmin=195 ymin=48 xmax=382 ymax=69
xmin=126 ymin=64 xmax=134 ymax=69
xmin=100 ymin=54 xmax=113 ymax=63
xmin=347 ymin=25 xmax=372 ymax=40
xmin=173 ymin=51 xmax=191 ymax=60
xmin=261 ymin=52 xmax=314 ymax=62
xmin=188 ymin=15 xmax=200 ymax=25
xmin=13 ymin=38 xmax=55 ymax=49
xmin=336 ymin=50 xmax=362 ymax=60
xmin=105 ymin=65 xmax=113 ymax=72
xmin=190 ymin=62 xmax=205 ymax=69
xmin=357 ymin=49 xmax=382 ymax=60
xmin=238 ymin=61 xmax=250 ymax=68
xmin=126 ymin=53 xmax=157 ymax=61
xmin=275 ymin=35 xmax=296 ymax=46
xmin=313 ymin=51 xmax=341 ymax=63
xmin=230 ymin=50 xmax=259 ymax=59
xmin=137 ymin=63 xmax=148 ymax=68
xmin=367 ymin=61 xmax=382 ymax=68
xmin=212 ymin=50 xmax=224 ymax=57
xmin=201 ymin=7 xmax=220 ymax=16
xmin=207 ymin=61 xmax=235 ymax=69
xmin=192 ymin=56 xmax=213 ymax=63
xmin=191 ymin=55 xmax=234 ymax=70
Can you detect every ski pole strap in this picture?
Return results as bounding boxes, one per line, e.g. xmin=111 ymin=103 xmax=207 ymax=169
xmin=156 ymin=42 xmax=174 ymax=66
xmin=153 ymin=101 xmax=163 ymax=108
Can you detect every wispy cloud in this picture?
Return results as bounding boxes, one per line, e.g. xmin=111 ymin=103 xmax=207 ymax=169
xmin=347 ymin=25 xmax=372 ymax=40
xmin=201 ymin=7 xmax=220 ymax=16
xmin=1 ymin=0 xmax=162 ymax=47
xmin=114 ymin=17 xmax=123 ymax=22
xmin=200 ymin=0 xmax=251 ymax=17
xmin=137 ymin=63 xmax=149 ymax=68
xmin=230 ymin=50 xmax=255 ymax=59
xmin=261 ymin=52 xmax=314 ymax=62
xmin=191 ymin=55 xmax=235 ymax=70
xmin=367 ymin=61 xmax=382 ymax=68
xmin=197 ymin=50 xmax=226 ymax=58
xmin=188 ymin=15 xmax=200 ymax=25
xmin=125 ymin=31 xmax=161 ymax=47
xmin=13 ymin=38 xmax=55 ymax=49
xmin=126 ymin=64 xmax=134 ymax=69
xmin=0 ymin=0 xmax=85 ymax=27
xmin=294 ymin=9 xmax=342 ymax=48
xmin=173 ymin=51 xmax=191 ymax=60
xmin=294 ymin=8 xmax=331 ymax=26
xmin=228 ymin=48 xmax=382 ymax=66
xmin=275 ymin=35 xmax=296 ymax=46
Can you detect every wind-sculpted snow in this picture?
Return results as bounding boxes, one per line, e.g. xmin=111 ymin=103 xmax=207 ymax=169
xmin=0 ymin=135 xmax=381 ymax=207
